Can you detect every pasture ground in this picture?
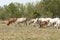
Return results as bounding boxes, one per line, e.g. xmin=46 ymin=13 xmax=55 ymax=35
xmin=0 ymin=22 xmax=60 ymax=40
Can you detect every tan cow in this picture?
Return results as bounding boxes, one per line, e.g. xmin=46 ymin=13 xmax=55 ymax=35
xmin=7 ymin=18 xmax=17 ymax=26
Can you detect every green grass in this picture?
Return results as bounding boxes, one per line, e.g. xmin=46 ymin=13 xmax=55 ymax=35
xmin=0 ymin=23 xmax=60 ymax=40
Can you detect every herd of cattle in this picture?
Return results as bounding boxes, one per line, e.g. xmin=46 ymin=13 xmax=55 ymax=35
xmin=6 ymin=17 xmax=60 ymax=29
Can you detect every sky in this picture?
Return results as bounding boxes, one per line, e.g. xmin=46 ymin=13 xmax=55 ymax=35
xmin=0 ymin=0 xmax=41 ymax=6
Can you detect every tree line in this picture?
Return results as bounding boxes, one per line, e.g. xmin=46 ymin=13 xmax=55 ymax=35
xmin=0 ymin=0 xmax=60 ymax=20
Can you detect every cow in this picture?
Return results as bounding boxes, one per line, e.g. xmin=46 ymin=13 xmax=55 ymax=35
xmin=7 ymin=18 xmax=17 ymax=26
xmin=39 ymin=20 xmax=50 ymax=28
xmin=54 ymin=20 xmax=60 ymax=29
xmin=28 ymin=19 xmax=36 ymax=25
xmin=15 ymin=18 xmax=27 ymax=26
xmin=48 ymin=18 xmax=59 ymax=27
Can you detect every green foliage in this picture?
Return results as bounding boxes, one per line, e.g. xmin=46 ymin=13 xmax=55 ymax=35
xmin=0 ymin=0 xmax=60 ymax=20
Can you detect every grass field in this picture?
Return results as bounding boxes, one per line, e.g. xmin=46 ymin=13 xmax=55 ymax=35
xmin=0 ymin=23 xmax=60 ymax=40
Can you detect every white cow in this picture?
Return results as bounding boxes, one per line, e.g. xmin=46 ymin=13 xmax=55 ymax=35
xmin=54 ymin=20 xmax=60 ymax=29
xmin=48 ymin=18 xmax=60 ymax=27
xmin=28 ymin=18 xmax=40 ymax=26
xmin=39 ymin=18 xmax=60 ymax=27
xmin=28 ymin=18 xmax=37 ymax=25
xmin=15 ymin=18 xmax=27 ymax=26
xmin=39 ymin=18 xmax=51 ymax=21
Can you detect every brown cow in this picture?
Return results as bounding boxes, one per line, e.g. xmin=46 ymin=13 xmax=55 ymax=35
xmin=39 ymin=20 xmax=49 ymax=28
xmin=7 ymin=18 xmax=17 ymax=26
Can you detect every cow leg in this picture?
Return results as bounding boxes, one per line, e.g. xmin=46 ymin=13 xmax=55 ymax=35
xmin=25 ymin=22 xmax=27 ymax=26
xmin=14 ymin=22 xmax=18 ymax=27
xmin=18 ymin=22 xmax=22 ymax=27
xmin=15 ymin=22 xmax=20 ymax=27
xmin=7 ymin=21 xmax=10 ymax=26
xmin=39 ymin=24 xmax=42 ymax=28
xmin=29 ymin=22 xmax=32 ymax=25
